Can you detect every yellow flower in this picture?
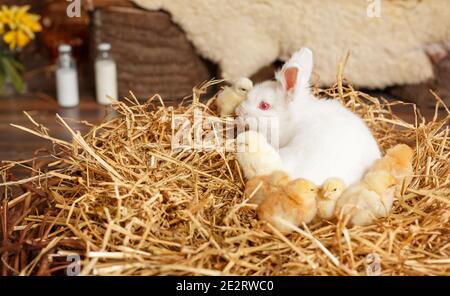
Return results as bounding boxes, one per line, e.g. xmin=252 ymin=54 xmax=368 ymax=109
xmin=0 ymin=5 xmax=16 ymax=29
xmin=0 ymin=5 xmax=41 ymax=50
xmin=4 ymin=29 xmax=30 ymax=49
xmin=16 ymin=6 xmax=42 ymax=33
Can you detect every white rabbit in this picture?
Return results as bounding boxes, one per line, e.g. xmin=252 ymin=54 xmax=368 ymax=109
xmin=236 ymin=48 xmax=381 ymax=186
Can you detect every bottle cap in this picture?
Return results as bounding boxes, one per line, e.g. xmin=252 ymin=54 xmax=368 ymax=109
xmin=58 ymin=44 xmax=72 ymax=53
xmin=98 ymin=43 xmax=111 ymax=51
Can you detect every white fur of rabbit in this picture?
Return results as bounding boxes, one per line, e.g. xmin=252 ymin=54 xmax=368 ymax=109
xmin=236 ymin=48 xmax=381 ymax=186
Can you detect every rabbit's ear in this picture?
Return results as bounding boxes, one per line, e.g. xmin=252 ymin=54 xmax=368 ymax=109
xmin=283 ymin=67 xmax=299 ymax=92
xmin=276 ymin=66 xmax=299 ymax=94
xmin=277 ymin=47 xmax=313 ymax=94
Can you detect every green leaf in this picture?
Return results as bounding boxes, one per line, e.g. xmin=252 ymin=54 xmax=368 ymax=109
xmin=8 ymin=58 xmax=25 ymax=71
xmin=0 ymin=71 xmax=5 ymax=94
xmin=1 ymin=57 xmax=25 ymax=93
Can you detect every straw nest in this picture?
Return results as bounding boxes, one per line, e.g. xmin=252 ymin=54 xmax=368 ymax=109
xmin=1 ymin=75 xmax=449 ymax=276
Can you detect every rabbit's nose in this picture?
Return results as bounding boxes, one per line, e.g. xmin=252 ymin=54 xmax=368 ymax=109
xmin=235 ymin=105 xmax=243 ymax=117
xmin=236 ymin=117 xmax=248 ymax=131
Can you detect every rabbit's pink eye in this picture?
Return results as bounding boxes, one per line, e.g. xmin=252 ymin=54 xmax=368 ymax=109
xmin=258 ymin=101 xmax=271 ymax=111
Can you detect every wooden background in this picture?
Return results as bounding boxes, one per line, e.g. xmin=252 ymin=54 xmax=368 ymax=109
xmin=91 ymin=6 xmax=214 ymax=100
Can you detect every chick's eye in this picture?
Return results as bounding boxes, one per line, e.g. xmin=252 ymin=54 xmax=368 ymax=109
xmin=258 ymin=101 xmax=271 ymax=111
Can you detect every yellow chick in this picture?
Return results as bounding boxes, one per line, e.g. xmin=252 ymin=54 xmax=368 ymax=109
xmin=216 ymin=77 xmax=253 ymax=117
xmin=336 ymin=171 xmax=396 ymax=226
xmin=236 ymin=131 xmax=283 ymax=179
xmin=335 ymin=144 xmax=414 ymax=226
xmin=258 ymin=178 xmax=318 ymax=233
xmin=370 ymin=144 xmax=414 ymax=191
xmin=317 ymin=178 xmax=346 ymax=220
xmin=245 ymin=171 xmax=290 ymax=205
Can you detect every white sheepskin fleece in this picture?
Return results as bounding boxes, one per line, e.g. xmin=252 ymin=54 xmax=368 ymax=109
xmin=133 ymin=0 xmax=450 ymax=89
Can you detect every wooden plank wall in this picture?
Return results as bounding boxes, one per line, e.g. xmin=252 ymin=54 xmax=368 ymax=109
xmin=91 ymin=6 xmax=215 ymax=102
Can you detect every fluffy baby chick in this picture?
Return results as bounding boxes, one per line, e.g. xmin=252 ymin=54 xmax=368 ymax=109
xmin=335 ymin=144 xmax=414 ymax=226
xmin=245 ymin=171 xmax=290 ymax=205
xmin=336 ymin=171 xmax=396 ymax=226
xmin=216 ymin=77 xmax=253 ymax=117
xmin=317 ymin=178 xmax=346 ymax=220
xmin=370 ymin=144 xmax=414 ymax=189
xmin=236 ymin=131 xmax=283 ymax=179
xmin=258 ymin=178 xmax=318 ymax=233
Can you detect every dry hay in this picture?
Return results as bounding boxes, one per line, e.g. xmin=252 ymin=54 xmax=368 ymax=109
xmin=0 ymin=76 xmax=449 ymax=276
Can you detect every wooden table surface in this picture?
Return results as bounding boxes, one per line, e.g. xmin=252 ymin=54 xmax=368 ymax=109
xmin=0 ymin=93 xmax=111 ymax=162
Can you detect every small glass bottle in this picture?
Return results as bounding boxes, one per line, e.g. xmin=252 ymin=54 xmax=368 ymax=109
xmin=56 ymin=44 xmax=79 ymax=107
xmin=95 ymin=43 xmax=118 ymax=105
